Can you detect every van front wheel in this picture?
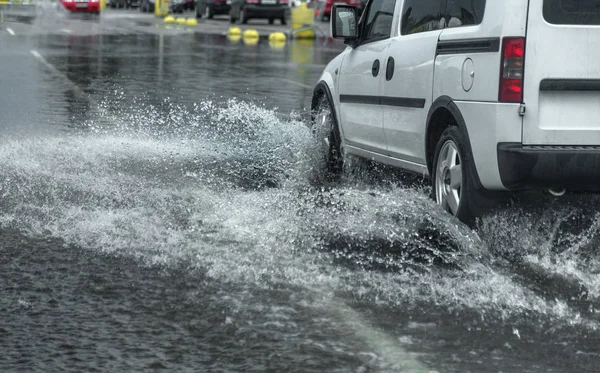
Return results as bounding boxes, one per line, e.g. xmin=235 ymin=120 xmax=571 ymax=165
xmin=432 ymin=126 xmax=483 ymax=224
xmin=313 ymin=94 xmax=344 ymax=176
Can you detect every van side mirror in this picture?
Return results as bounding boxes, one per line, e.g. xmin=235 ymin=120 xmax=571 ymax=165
xmin=331 ymin=5 xmax=358 ymax=46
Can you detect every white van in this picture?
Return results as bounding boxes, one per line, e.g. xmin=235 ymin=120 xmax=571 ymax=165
xmin=311 ymin=0 xmax=600 ymax=224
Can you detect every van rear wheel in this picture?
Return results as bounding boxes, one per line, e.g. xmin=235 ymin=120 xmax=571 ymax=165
xmin=432 ymin=126 xmax=482 ymax=224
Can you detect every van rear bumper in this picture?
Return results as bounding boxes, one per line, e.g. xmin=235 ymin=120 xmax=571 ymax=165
xmin=497 ymin=143 xmax=600 ymax=191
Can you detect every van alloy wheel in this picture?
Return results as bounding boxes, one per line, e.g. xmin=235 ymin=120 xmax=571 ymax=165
xmin=435 ymin=139 xmax=462 ymax=215
xmin=431 ymin=126 xmax=485 ymax=225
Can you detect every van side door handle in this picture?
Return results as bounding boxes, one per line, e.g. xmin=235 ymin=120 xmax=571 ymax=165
xmin=386 ymin=57 xmax=395 ymax=81
xmin=372 ymin=60 xmax=380 ymax=77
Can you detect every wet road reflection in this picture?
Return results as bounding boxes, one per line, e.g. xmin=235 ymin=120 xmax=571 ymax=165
xmin=47 ymin=32 xmax=337 ymax=114
xmin=1 ymin=18 xmax=599 ymax=373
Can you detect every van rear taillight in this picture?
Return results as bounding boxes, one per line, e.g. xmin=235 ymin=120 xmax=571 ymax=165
xmin=499 ymin=37 xmax=525 ymax=103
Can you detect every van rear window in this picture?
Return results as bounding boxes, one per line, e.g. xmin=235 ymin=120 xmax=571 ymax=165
xmin=544 ymin=0 xmax=600 ymax=25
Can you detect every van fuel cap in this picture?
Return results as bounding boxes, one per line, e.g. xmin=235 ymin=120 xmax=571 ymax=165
xmin=462 ymin=58 xmax=475 ymax=92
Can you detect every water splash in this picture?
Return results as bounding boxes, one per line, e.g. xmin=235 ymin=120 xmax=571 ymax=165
xmin=0 ymin=99 xmax=598 ymax=332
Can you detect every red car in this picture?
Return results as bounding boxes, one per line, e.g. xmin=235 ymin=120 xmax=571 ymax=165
xmin=61 ymin=0 xmax=101 ymax=14
xmin=313 ymin=0 xmax=360 ymax=22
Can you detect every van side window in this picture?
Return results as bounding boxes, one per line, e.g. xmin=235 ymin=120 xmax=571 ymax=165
xmin=400 ymin=0 xmax=446 ymax=35
xmin=362 ymin=0 xmax=397 ymax=42
xmin=543 ymin=0 xmax=600 ymax=25
xmin=445 ymin=0 xmax=486 ymax=27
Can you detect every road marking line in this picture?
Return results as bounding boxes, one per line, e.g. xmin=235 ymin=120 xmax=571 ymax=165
xmin=31 ymin=49 xmax=90 ymax=103
xmin=6 ymin=28 xmax=15 ymax=35
xmin=30 ymin=49 xmax=122 ymax=127
xmin=31 ymin=50 xmax=63 ymax=76
xmin=281 ymin=79 xmax=312 ymax=89
xmin=61 ymin=29 xmax=72 ymax=34
xmin=326 ymin=298 xmax=429 ymax=372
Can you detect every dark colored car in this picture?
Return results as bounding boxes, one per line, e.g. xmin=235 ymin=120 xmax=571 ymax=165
xmin=109 ymin=0 xmax=139 ymax=8
xmin=228 ymin=0 xmax=288 ymax=25
xmin=139 ymin=0 xmax=154 ymax=12
xmin=196 ymin=0 xmax=229 ymax=19
xmin=170 ymin=0 xmax=186 ymax=12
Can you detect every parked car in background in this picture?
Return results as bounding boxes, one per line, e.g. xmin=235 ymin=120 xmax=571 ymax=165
xmin=110 ymin=0 xmax=139 ymax=8
xmin=170 ymin=0 xmax=185 ymax=12
xmin=61 ymin=0 xmax=100 ymax=14
xmin=313 ymin=0 xmax=359 ymax=22
xmin=196 ymin=0 xmax=230 ymax=19
xmin=139 ymin=0 xmax=154 ymax=12
xmin=228 ymin=0 xmax=288 ymax=25
xmin=185 ymin=0 xmax=195 ymax=10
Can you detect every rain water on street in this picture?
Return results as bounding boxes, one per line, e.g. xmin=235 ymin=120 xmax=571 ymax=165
xmin=0 ymin=6 xmax=599 ymax=372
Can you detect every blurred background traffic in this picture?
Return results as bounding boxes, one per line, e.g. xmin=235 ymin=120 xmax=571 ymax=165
xmin=0 ymin=0 xmax=366 ymax=29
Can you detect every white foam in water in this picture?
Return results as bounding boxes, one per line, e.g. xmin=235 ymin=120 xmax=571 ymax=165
xmin=480 ymin=208 xmax=600 ymax=305
xmin=0 ymin=99 xmax=598 ymax=333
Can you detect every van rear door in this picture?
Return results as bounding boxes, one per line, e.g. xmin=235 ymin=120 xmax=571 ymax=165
xmin=523 ymin=0 xmax=600 ymax=145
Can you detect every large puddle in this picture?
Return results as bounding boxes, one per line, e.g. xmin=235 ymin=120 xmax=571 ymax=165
xmin=1 ymin=29 xmax=598 ymax=371
xmin=0 ymin=98 xmax=598 ymax=371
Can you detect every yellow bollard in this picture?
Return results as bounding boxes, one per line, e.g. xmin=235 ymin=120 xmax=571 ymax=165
xmin=243 ymin=37 xmax=259 ymax=46
xmin=185 ymin=18 xmax=198 ymax=26
xmin=164 ymin=15 xmax=175 ymax=23
xmin=269 ymin=32 xmax=286 ymax=43
xmin=100 ymin=0 xmax=106 ymax=10
xmin=291 ymin=3 xmax=315 ymax=39
xmin=243 ymin=29 xmax=259 ymax=39
xmin=176 ymin=17 xmax=186 ymax=24
xmin=155 ymin=0 xmax=169 ymax=17
xmin=228 ymin=26 xmax=242 ymax=36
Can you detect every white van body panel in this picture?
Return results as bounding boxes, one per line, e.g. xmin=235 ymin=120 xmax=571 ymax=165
xmin=430 ymin=0 xmax=529 ymax=190
xmin=380 ymin=0 xmax=438 ymax=165
xmin=456 ymin=101 xmax=523 ymax=190
xmin=383 ymin=30 xmax=442 ymax=165
xmin=523 ymin=0 xmax=600 ymax=145
xmin=434 ymin=0 xmax=528 ymax=103
xmin=338 ymin=40 xmax=390 ymax=152
xmin=316 ymin=52 xmax=348 ymax=141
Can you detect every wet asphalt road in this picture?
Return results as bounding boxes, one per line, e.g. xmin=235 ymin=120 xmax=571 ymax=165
xmin=1 ymin=5 xmax=600 ymax=373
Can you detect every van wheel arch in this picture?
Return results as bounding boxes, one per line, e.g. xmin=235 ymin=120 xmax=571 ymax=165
xmin=425 ymin=96 xmax=483 ymax=191
xmin=311 ymin=81 xmax=345 ymax=176
xmin=311 ymin=82 xmax=338 ymax=123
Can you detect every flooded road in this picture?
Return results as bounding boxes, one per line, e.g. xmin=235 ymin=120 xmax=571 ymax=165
xmin=1 ymin=8 xmax=599 ymax=372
